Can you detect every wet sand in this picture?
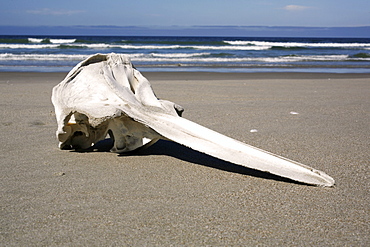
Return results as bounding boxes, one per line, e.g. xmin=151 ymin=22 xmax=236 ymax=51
xmin=0 ymin=71 xmax=369 ymax=246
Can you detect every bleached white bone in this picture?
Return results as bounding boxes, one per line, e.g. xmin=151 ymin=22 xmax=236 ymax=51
xmin=51 ymin=53 xmax=335 ymax=187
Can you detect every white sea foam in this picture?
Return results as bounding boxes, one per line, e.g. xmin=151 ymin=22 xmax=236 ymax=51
xmin=0 ymin=43 xmax=272 ymax=51
xmin=269 ymin=55 xmax=350 ymax=62
xmin=11 ymin=40 xmax=370 ymax=52
xmin=114 ymin=45 xmax=183 ymax=50
xmin=119 ymin=44 xmax=270 ymax=50
xmin=28 ymin=38 xmax=44 ymax=43
xmin=75 ymin=43 xmax=111 ymax=48
xmin=0 ymin=53 xmax=87 ymax=61
xmin=22 ymin=39 xmax=370 ymax=50
xmin=1 ymin=53 xmax=365 ymax=63
xmin=150 ymin=53 xmax=210 ymax=58
xmin=1 ymin=36 xmax=368 ymax=72
xmin=50 ymin=39 xmax=76 ymax=44
xmin=0 ymin=44 xmax=60 ymax=49
xmin=131 ymin=54 xmax=354 ymax=63
xmin=20 ymin=39 xmax=370 ymax=51
xmin=224 ymin=40 xmax=370 ymax=48
xmin=27 ymin=38 xmax=76 ymax=44
xmin=193 ymin=45 xmax=270 ymax=50
xmin=0 ymin=43 xmax=108 ymax=49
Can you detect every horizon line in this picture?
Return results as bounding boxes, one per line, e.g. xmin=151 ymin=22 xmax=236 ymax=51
xmin=1 ymin=24 xmax=370 ymax=28
xmin=1 ymin=25 xmax=369 ymax=38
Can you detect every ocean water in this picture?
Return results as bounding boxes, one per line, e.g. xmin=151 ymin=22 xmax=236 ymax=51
xmin=0 ymin=35 xmax=370 ymax=73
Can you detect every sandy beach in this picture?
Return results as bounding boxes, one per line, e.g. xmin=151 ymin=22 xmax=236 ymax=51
xmin=1 ymin=71 xmax=369 ymax=246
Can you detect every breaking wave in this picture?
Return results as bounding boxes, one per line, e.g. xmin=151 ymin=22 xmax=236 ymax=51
xmin=2 ymin=53 xmax=368 ymax=63
xmin=0 ymin=43 xmax=270 ymax=51
xmin=28 ymin=38 xmax=77 ymax=44
xmin=1 ymin=35 xmax=370 ymax=72
xmin=223 ymin=40 xmax=370 ymax=49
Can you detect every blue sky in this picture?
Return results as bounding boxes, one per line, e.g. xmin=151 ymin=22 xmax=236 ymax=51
xmin=1 ymin=0 xmax=370 ymax=37
xmin=2 ymin=0 xmax=369 ymax=27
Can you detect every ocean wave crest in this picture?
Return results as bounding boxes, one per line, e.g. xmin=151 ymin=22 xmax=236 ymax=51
xmin=28 ymin=38 xmax=76 ymax=44
xmin=224 ymin=40 xmax=370 ymax=49
xmin=2 ymin=53 xmax=367 ymax=63
xmin=0 ymin=43 xmax=271 ymax=51
xmin=150 ymin=53 xmax=211 ymax=58
xmin=0 ymin=53 xmax=87 ymax=61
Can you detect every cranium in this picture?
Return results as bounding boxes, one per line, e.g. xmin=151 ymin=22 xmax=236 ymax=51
xmin=52 ymin=53 xmax=335 ymax=187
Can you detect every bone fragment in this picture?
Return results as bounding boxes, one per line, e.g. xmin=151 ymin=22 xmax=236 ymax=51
xmin=52 ymin=53 xmax=335 ymax=187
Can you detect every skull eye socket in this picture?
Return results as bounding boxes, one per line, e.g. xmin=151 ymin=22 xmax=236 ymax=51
xmin=73 ymin=131 xmax=84 ymax=137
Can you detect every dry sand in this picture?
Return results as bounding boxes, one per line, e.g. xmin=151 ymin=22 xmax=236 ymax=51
xmin=0 ymin=71 xmax=369 ymax=246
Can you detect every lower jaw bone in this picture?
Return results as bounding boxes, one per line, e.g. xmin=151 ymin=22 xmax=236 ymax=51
xmin=52 ymin=53 xmax=335 ymax=187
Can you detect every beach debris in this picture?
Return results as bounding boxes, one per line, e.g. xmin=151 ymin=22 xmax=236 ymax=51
xmin=53 ymin=172 xmax=66 ymax=176
xmin=250 ymin=129 xmax=258 ymax=133
xmin=51 ymin=53 xmax=335 ymax=187
xmin=290 ymin=111 xmax=299 ymax=115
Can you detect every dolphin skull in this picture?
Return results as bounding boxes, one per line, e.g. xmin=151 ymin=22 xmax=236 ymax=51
xmin=51 ymin=53 xmax=335 ymax=187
